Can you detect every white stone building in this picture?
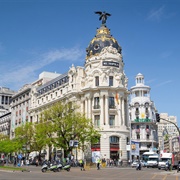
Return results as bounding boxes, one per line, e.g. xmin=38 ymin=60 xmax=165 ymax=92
xmin=10 ymin=71 xmax=61 ymax=139
xmin=29 ymin=22 xmax=130 ymax=161
xmin=129 ymin=73 xmax=158 ymax=157
xmin=0 ymin=87 xmax=15 ymax=137
xmin=158 ymin=113 xmax=179 ymax=152
xmin=0 ymin=87 xmax=15 ymax=116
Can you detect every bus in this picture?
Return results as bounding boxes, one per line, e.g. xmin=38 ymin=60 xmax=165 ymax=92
xmin=142 ymin=152 xmax=158 ymax=163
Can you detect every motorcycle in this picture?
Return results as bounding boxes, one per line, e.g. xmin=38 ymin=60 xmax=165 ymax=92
xmin=58 ymin=163 xmax=71 ymax=172
xmin=136 ymin=163 xmax=141 ymax=170
xmin=165 ymin=163 xmax=170 ymax=171
xmin=41 ymin=161 xmax=58 ymax=173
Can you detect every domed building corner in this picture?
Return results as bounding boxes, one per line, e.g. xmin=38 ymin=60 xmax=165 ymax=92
xmin=11 ymin=12 xmax=130 ymax=164
xmin=81 ymin=11 xmax=130 ymax=163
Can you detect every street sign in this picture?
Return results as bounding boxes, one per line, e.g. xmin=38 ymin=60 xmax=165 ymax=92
xmin=74 ymin=140 xmax=79 ymax=147
xmin=69 ymin=140 xmax=74 ymax=147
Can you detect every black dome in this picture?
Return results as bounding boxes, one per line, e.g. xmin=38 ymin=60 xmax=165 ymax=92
xmin=86 ymin=25 xmax=122 ymax=59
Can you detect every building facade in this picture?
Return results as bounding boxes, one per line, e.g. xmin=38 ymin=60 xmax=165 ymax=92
xmin=0 ymin=87 xmax=15 ymax=116
xmin=0 ymin=87 xmax=15 ymax=138
xmin=0 ymin=111 xmax=11 ymax=136
xmin=10 ymin=71 xmax=61 ymax=139
xmin=29 ymin=20 xmax=130 ymax=161
xmin=10 ymin=84 xmax=32 ymax=139
xmin=129 ymin=73 xmax=158 ymax=157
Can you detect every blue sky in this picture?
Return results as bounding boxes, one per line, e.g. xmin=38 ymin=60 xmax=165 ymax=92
xmin=0 ymin=0 xmax=180 ymax=124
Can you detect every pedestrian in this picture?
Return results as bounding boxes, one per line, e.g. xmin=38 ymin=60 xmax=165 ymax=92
xmin=36 ymin=159 xmax=39 ymax=166
xmin=97 ymin=158 xmax=101 ymax=170
xmin=79 ymin=159 xmax=85 ymax=171
xmin=13 ymin=157 xmax=17 ymax=167
xmin=128 ymin=159 xmax=131 ymax=166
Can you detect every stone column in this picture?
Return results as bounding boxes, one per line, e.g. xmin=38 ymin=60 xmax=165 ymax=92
xmin=122 ymin=97 xmax=125 ymax=126
xmin=85 ymin=98 xmax=88 ymax=118
xmin=88 ymin=97 xmax=92 ymax=119
xmin=105 ymin=95 xmax=108 ymax=125
xmin=100 ymin=95 xmax=104 ymax=126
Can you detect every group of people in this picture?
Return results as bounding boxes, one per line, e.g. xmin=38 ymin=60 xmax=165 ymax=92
xmin=78 ymin=158 xmax=101 ymax=171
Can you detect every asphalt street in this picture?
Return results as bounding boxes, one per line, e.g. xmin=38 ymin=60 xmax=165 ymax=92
xmin=0 ymin=166 xmax=180 ymax=180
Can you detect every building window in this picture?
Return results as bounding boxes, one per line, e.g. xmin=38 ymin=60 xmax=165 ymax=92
xmin=135 ymin=107 xmax=139 ymax=118
xmin=109 ymin=97 xmax=115 ymax=109
xmin=95 ymin=76 xmax=99 ymax=86
xmin=94 ymin=97 xmax=100 ymax=109
xmin=94 ymin=115 xmax=100 ymax=127
xmin=109 ymin=115 xmax=115 ymax=126
xmin=110 ymin=136 xmax=119 ymax=143
xmin=146 ymin=134 xmax=149 ymax=140
xmin=109 ymin=76 xmax=113 ymax=86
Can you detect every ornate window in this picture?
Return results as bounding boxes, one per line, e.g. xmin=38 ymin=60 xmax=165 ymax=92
xmin=109 ymin=76 xmax=113 ymax=86
xmin=94 ymin=115 xmax=100 ymax=127
xmin=109 ymin=97 xmax=115 ymax=109
xmin=94 ymin=97 xmax=100 ymax=109
xmin=109 ymin=115 xmax=115 ymax=126
xmin=95 ymin=76 xmax=99 ymax=86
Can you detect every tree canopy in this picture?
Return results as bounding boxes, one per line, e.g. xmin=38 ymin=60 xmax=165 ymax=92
xmin=39 ymin=101 xmax=100 ymax=157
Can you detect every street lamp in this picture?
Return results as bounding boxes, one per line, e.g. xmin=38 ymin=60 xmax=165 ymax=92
xmin=158 ymin=116 xmax=180 ymax=152
xmin=151 ymin=130 xmax=156 ymax=152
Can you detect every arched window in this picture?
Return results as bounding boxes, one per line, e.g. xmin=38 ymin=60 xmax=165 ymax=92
xmin=110 ymin=136 xmax=119 ymax=143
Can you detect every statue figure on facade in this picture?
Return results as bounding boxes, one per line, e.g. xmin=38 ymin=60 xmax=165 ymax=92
xmin=95 ymin=11 xmax=111 ymax=25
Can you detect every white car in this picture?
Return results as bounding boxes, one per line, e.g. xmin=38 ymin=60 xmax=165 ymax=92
xmin=131 ymin=160 xmax=139 ymax=168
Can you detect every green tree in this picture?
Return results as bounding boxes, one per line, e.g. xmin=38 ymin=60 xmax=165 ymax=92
xmin=14 ymin=122 xmax=33 ymax=158
xmin=40 ymin=101 xmax=100 ymax=158
xmin=33 ymin=118 xmax=54 ymax=161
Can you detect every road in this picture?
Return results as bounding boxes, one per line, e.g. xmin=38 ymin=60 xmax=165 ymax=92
xmin=0 ymin=166 xmax=180 ymax=180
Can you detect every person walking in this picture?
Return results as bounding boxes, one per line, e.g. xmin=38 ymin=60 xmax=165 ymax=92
xmin=97 ymin=158 xmax=101 ymax=170
xmin=79 ymin=159 xmax=85 ymax=171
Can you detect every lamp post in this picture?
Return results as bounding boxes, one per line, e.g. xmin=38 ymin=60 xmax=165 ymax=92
xmin=159 ymin=117 xmax=180 ymax=152
xmin=151 ymin=130 xmax=156 ymax=152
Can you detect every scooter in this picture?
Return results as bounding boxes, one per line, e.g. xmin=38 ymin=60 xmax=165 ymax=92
xmin=41 ymin=161 xmax=58 ymax=173
xmin=58 ymin=163 xmax=71 ymax=172
xmin=136 ymin=163 xmax=141 ymax=170
xmin=165 ymin=163 xmax=170 ymax=171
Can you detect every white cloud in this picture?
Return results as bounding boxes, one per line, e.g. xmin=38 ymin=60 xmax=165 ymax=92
xmin=155 ymin=80 xmax=172 ymax=87
xmin=0 ymin=47 xmax=84 ymax=90
xmin=147 ymin=5 xmax=165 ymax=21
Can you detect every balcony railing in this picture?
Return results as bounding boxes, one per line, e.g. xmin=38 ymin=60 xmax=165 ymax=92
xmin=93 ymin=105 xmax=100 ymax=109
xmin=110 ymin=125 xmax=121 ymax=128
xmin=109 ymin=105 xmax=116 ymax=109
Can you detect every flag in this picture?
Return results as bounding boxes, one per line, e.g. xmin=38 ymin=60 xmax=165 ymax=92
xmin=115 ymin=93 xmax=119 ymax=105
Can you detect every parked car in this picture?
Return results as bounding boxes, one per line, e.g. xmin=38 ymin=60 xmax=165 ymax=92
xmin=131 ymin=160 xmax=139 ymax=168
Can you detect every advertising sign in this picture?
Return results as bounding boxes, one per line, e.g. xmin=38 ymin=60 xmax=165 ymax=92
xmin=92 ymin=151 xmax=101 ymax=163
xmin=131 ymin=141 xmax=140 ymax=156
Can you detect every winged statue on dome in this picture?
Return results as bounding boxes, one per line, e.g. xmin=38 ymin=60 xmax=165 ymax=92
xmin=95 ymin=11 xmax=111 ymax=25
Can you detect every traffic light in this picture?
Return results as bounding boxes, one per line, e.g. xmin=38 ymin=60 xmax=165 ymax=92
xmin=156 ymin=113 xmax=160 ymax=122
